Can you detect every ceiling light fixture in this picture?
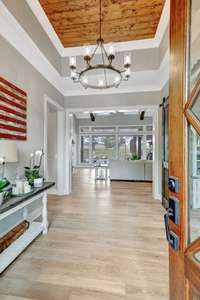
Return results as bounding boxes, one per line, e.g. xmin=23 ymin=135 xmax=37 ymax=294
xmin=69 ymin=0 xmax=131 ymax=90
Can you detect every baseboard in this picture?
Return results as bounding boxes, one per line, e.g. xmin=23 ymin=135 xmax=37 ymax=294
xmin=154 ymin=193 xmax=162 ymax=201
xmin=110 ymin=179 xmax=152 ymax=183
xmin=47 ymin=188 xmax=57 ymax=195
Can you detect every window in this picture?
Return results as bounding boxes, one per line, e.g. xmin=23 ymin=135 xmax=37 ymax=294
xmin=80 ymin=136 xmax=90 ymax=163
xmin=79 ymin=125 xmax=153 ymax=164
xmin=118 ymin=136 xmax=143 ymax=160
xmin=92 ymin=136 xmax=115 ymax=163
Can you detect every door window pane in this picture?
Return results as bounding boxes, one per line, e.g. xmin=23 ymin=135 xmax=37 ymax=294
xmin=92 ymin=136 xmax=115 ymax=163
xmin=190 ymin=0 xmax=200 ymax=91
xmin=80 ymin=136 xmax=90 ymax=163
xmin=192 ymin=293 xmax=200 ymax=300
xmin=118 ymin=136 xmax=143 ymax=160
xmin=188 ymin=125 xmax=200 ymax=243
xmin=191 ymin=90 xmax=200 ymax=123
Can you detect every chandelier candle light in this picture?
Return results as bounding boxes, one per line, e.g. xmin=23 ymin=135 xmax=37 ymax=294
xmin=69 ymin=0 xmax=131 ymax=90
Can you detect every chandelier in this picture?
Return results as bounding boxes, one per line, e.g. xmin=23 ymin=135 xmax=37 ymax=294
xmin=69 ymin=0 xmax=131 ymax=90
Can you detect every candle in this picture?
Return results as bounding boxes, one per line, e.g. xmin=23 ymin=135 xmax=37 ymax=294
xmin=82 ymin=77 xmax=88 ymax=84
xmin=108 ymin=45 xmax=115 ymax=57
xmin=98 ymin=79 xmax=104 ymax=87
xmin=114 ymin=76 xmax=120 ymax=86
xmin=69 ymin=56 xmax=76 ymax=68
xmin=85 ymin=46 xmax=91 ymax=57
xmin=125 ymin=68 xmax=131 ymax=78
xmin=70 ymin=70 xmax=77 ymax=80
xmin=124 ymin=55 xmax=131 ymax=66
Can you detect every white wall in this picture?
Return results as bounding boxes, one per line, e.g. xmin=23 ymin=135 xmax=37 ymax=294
xmin=77 ymin=113 xmax=153 ymax=127
xmin=64 ymin=91 xmax=162 ymax=109
xmin=47 ymin=110 xmax=57 ymax=186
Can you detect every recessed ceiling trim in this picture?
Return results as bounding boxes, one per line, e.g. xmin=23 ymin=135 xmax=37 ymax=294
xmin=26 ymin=0 xmax=170 ymax=57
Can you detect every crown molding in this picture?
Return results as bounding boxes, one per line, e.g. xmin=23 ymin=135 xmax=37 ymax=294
xmin=0 ymin=1 xmax=66 ymax=95
xmin=26 ymin=0 xmax=170 ymax=57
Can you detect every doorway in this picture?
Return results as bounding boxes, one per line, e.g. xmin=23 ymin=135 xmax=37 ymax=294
xmin=44 ymin=95 xmax=66 ymax=195
xmin=65 ymin=106 xmax=162 ymax=200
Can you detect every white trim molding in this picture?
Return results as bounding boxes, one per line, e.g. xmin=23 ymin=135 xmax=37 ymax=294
xmin=44 ymin=95 xmax=67 ymax=195
xmin=0 ymin=1 xmax=66 ymax=95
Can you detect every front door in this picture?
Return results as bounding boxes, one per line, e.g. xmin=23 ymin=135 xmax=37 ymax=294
xmin=167 ymin=0 xmax=200 ymax=299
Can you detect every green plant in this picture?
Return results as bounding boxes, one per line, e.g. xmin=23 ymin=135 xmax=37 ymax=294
xmin=24 ymin=167 xmax=40 ymax=186
xmin=130 ymin=153 xmax=140 ymax=160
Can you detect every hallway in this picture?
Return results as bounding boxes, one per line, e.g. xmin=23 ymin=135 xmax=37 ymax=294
xmin=0 ymin=169 xmax=169 ymax=300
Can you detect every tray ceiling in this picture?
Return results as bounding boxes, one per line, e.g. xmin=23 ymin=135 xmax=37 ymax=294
xmin=39 ymin=0 xmax=165 ymax=48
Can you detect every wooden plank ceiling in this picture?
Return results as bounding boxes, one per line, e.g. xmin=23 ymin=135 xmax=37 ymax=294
xmin=39 ymin=0 xmax=165 ymax=48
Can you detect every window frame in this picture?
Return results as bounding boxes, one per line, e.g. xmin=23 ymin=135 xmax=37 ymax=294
xmin=78 ymin=124 xmax=153 ymax=165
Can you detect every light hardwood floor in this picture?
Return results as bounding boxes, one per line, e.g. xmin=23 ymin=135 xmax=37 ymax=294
xmin=0 ymin=169 xmax=169 ymax=300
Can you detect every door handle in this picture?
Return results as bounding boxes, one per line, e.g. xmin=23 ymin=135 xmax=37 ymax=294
xmin=164 ymin=208 xmax=173 ymax=242
xmin=164 ymin=208 xmax=179 ymax=251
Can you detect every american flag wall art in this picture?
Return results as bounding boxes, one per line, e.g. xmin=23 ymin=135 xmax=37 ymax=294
xmin=0 ymin=76 xmax=27 ymax=140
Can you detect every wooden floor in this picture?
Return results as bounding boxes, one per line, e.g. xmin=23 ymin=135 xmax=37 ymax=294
xmin=0 ymin=169 xmax=169 ymax=300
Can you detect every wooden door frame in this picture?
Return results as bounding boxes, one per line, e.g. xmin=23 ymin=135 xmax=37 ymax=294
xmin=169 ymin=0 xmax=189 ymax=299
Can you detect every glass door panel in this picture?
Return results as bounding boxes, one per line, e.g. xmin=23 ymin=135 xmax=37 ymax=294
xmin=188 ymin=126 xmax=200 ymax=243
xmin=192 ymin=292 xmax=200 ymax=300
xmin=80 ymin=136 xmax=90 ymax=163
xmin=190 ymin=90 xmax=200 ymax=122
xmin=189 ymin=0 xmax=200 ymax=92
xmin=146 ymin=135 xmax=153 ymax=160
xmin=162 ymin=97 xmax=169 ymax=208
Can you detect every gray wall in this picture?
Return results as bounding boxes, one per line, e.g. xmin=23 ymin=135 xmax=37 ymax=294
xmin=0 ymin=35 xmax=64 ymax=179
xmin=77 ymin=113 xmax=152 ymax=127
xmin=65 ymin=91 xmax=162 ymax=109
xmin=2 ymin=0 xmax=62 ymax=74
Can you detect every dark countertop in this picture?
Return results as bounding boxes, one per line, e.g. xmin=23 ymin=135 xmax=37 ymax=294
xmin=0 ymin=182 xmax=55 ymax=215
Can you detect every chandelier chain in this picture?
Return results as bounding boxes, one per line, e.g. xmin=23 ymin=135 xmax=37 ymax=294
xmin=69 ymin=0 xmax=131 ymax=90
xmin=99 ymin=0 xmax=102 ymax=39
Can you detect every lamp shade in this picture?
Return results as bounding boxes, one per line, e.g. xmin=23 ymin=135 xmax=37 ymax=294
xmin=0 ymin=140 xmax=18 ymax=162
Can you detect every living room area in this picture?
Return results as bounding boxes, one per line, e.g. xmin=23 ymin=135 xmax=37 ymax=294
xmin=68 ymin=106 xmax=162 ymax=200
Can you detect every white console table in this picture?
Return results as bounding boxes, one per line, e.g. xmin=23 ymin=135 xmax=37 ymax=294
xmin=0 ymin=182 xmax=54 ymax=273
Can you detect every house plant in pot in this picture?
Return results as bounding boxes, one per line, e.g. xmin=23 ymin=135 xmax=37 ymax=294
xmin=24 ymin=150 xmax=44 ymax=186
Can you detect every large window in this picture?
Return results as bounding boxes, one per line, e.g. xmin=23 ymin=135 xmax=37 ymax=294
xmin=79 ymin=125 xmax=153 ymax=165
xmin=80 ymin=136 xmax=90 ymax=163
xmin=92 ymin=136 xmax=115 ymax=163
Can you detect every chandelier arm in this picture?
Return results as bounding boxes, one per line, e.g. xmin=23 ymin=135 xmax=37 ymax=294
xmin=90 ymin=44 xmax=99 ymax=62
xmin=100 ymin=43 xmax=108 ymax=87
xmin=101 ymin=43 xmax=112 ymax=65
